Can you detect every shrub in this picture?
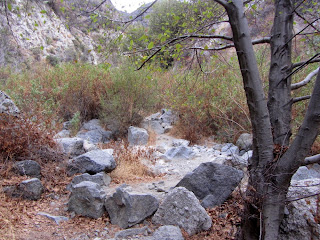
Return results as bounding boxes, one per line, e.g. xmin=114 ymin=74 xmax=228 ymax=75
xmin=46 ymin=55 xmax=59 ymax=66
xmin=100 ymin=64 xmax=161 ymax=136
xmin=0 ymin=114 xmax=57 ymax=163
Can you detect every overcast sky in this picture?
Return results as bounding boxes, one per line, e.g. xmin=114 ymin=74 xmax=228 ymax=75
xmin=111 ymin=0 xmax=154 ymax=13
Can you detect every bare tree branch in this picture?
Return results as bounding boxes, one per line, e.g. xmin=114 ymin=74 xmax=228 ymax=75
xmin=189 ymin=37 xmax=270 ymax=51
xmin=135 ymin=34 xmax=233 ymax=70
xmin=294 ymin=10 xmax=320 ymax=33
xmin=292 ymin=53 xmax=320 ymax=69
xmin=291 ymin=67 xmax=320 ymax=90
xmin=303 ymin=154 xmax=320 ymax=165
xmin=79 ymin=0 xmax=109 ymax=14
xmin=285 ymin=17 xmax=320 ymax=46
xmin=292 ymin=95 xmax=311 ymax=104
xmin=213 ymin=0 xmax=229 ymax=8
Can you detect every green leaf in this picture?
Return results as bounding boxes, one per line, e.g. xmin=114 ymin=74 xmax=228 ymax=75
xmin=7 ymin=3 xmax=12 ymax=11
xmin=40 ymin=10 xmax=47 ymax=14
xmin=148 ymin=42 xmax=154 ymax=49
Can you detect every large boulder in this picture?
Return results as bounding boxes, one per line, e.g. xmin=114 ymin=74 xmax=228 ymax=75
xmin=128 ymin=126 xmax=149 ymax=145
xmin=67 ymin=181 xmax=106 ymax=219
xmin=66 ymin=172 xmax=111 ymax=192
xmin=55 ymin=137 xmax=85 ymax=157
xmin=67 ymin=149 xmax=116 ymax=176
xmin=176 ymin=162 xmax=243 ymax=208
xmin=15 ymin=160 xmax=41 ymax=179
xmin=236 ymin=133 xmax=253 ymax=151
xmin=292 ymin=164 xmax=320 ymax=181
xmin=76 ymin=129 xmax=112 ymax=144
xmin=279 ymin=178 xmax=320 ymax=240
xmin=17 ymin=178 xmax=44 ymax=200
xmin=152 ymin=187 xmax=212 ymax=236
xmin=105 ymin=187 xmax=159 ymax=228
xmin=0 ymin=90 xmax=20 ymax=116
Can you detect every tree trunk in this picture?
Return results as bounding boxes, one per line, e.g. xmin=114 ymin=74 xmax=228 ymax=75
xmin=215 ymin=1 xmax=320 ymax=239
xmin=223 ymin=0 xmax=274 ymax=238
xmin=268 ymin=0 xmax=293 ymax=146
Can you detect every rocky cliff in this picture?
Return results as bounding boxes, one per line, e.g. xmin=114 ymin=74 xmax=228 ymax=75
xmin=0 ymin=0 xmax=119 ymax=69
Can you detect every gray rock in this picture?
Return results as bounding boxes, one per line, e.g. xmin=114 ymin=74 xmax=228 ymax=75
xmin=152 ymin=225 xmax=184 ymax=240
xmin=128 ymin=126 xmax=149 ymax=145
xmin=67 ymin=150 xmax=116 ymax=176
xmin=67 ymin=181 xmax=106 ymax=219
xmin=0 ymin=90 xmax=20 ymax=116
xmin=164 ymin=146 xmax=194 ymax=160
xmin=221 ymin=143 xmax=240 ymax=156
xmin=176 ymin=162 xmax=243 ymax=208
xmin=152 ymin=187 xmax=211 ymax=236
xmin=171 ymin=139 xmax=190 ymax=147
xmin=37 ymin=212 xmax=69 ymax=225
xmin=63 ymin=121 xmax=71 ymax=130
xmin=141 ymin=119 xmax=165 ymax=134
xmin=159 ymin=109 xmax=178 ymax=125
xmin=76 ymin=129 xmax=112 ymax=144
xmin=83 ymin=140 xmax=99 ymax=152
xmin=67 ymin=172 xmax=111 ymax=192
xmin=18 ymin=178 xmax=44 ymax=200
xmin=105 ymin=187 xmax=159 ymax=228
xmin=54 ymin=129 xmax=71 ymax=139
xmin=81 ymin=119 xmax=104 ymax=131
xmin=114 ymin=226 xmax=149 ymax=239
xmin=292 ymin=165 xmax=320 ymax=181
xmin=55 ymin=137 xmax=85 ymax=157
xmin=15 ymin=160 xmax=41 ymax=178
xmin=236 ymin=133 xmax=252 ymax=151
xmin=279 ymin=178 xmax=320 ymax=240
xmin=225 ymin=154 xmax=249 ymax=170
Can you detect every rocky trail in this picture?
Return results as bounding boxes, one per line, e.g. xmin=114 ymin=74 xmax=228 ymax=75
xmin=1 ymin=94 xmax=320 ymax=240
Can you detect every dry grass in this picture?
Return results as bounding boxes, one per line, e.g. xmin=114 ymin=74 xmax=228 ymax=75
xmin=0 ymin=192 xmax=17 ymax=240
xmin=101 ymin=141 xmax=157 ymax=183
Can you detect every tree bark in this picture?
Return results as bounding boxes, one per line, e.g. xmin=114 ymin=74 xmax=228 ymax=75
xmin=268 ymin=0 xmax=293 ymax=146
xmin=222 ymin=1 xmax=274 ymax=238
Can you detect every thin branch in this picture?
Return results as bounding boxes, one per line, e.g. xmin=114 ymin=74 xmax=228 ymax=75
xmin=292 ymin=53 xmax=320 ymax=69
xmin=135 ymin=34 xmax=233 ymax=70
xmin=78 ymin=0 xmax=157 ymax=24
xmin=294 ymin=10 xmax=320 ymax=33
xmin=213 ymin=0 xmax=228 ymax=8
xmin=285 ymin=17 xmax=320 ymax=46
xmin=292 ymin=95 xmax=311 ymax=104
xmin=291 ymin=67 xmax=320 ymax=90
xmin=287 ymin=192 xmax=320 ymax=202
xmin=303 ymin=154 xmax=320 ymax=165
xmin=283 ymin=53 xmax=320 ymax=82
xmin=189 ymin=37 xmax=271 ymax=51
xmin=79 ymin=0 xmax=108 ymax=14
